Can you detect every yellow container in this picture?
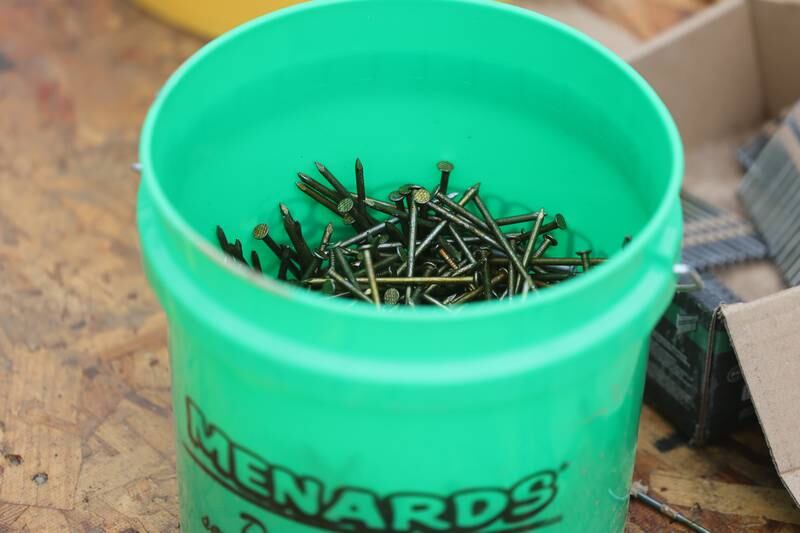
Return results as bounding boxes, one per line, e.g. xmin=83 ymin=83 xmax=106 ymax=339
xmin=135 ymin=0 xmax=306 ymax=38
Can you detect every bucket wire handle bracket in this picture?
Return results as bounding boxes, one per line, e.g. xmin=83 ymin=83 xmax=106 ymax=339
xmin=674 ymin=263 xmax=704 ymax=293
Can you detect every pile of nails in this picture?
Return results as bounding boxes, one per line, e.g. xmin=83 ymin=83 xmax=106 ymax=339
xmin=216 ymin=160 xmax=610 ymax=309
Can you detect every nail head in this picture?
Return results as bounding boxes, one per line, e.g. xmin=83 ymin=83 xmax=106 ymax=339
xmin=252 ymin=224 xmax=269 ymax=239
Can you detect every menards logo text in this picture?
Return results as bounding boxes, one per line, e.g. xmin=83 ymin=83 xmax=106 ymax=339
xmin=185 ymin=397 xmax=565 ymax=532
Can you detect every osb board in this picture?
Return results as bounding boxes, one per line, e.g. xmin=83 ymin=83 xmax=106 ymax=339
xmin=0 ymin=0 xmax=797 ymax=532
xmin=0 ymin=0 xmax=192 ymax=530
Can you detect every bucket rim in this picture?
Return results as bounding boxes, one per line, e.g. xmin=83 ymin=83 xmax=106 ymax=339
xmin=138 ymin=0 xmax=684 ymax=324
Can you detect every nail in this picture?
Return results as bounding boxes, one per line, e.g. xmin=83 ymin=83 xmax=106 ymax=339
xmin=490 ymin=257 xmax=605 ymax=266
xmin=422 ymin=293 xmax=451 ymax=310
xmin=277 ymin=246 xmax=292 ymax=280
xmin=520 ymin=209 xmax=546 ymax=294
xmin=415 ymin=185 xmax=479 ymax=259
xmin=437 ymin=161 xmax=454 ymax=194
xmin=301 ymin=223 xmax=335 ymax=280
xmin=385 ymin=219 xmax=409 ymax=243
xmin=422 ymin=260 xmax=480 ymax=296
xmin=315 ymin=161 xmax=350 ymax=200
xmin=253 ymin=223 xmax=282 ymax=257
xmin=384 ymin=287 xmax=401 ymax=306
xmin=296 ymin=182 xmax=344 ymax=218
xmin=508 ymin=238 xmax=517 ymax=299
xmin=471 ymin=194 xmax=534 ymax=290
xmin=520 ymin=210 xmax=546 ymax=262
xmin=250 ymin=250 xmax=263 ymax=273
xmin=216 ymin=225 xmax=231 ymax=251
xmin=353 ymin=252 xmax=399 ymax=275
xmin=577 ymin=250 xmax=592 ymax=272
xmin=434 ymin=189 xmax=488 ymax=232
xmin=443 ymin=293 xmax=460 ymax=305
xmin=329 ymin=243 xmax=338 ymax=271
xmin=495 ymin=212 xmax=546 ymax=227
xmin=390 ymin=190 xmax=407 ymax=211
xmin=355 ymin=158 xmax=366 ymax=211
xmin=321 ymin=278 xmax=337 ymax=295
xmin=298 ymin=172 xmax=339 ymax=201
xmin=438 ymin=247 xmax=460 ymax=271
xmin=410 ymin=261 xmax=438 ymax=304
xmin=514 ymin=214 xmax=568 ymax=242
xmin=426 ymin=201 xmax=502 ymax=249
xmin=360 ymin=244 xmax=381 ymax=307
xmin=337 ymin=196 xmax=356 ymax=217
xmin=361 ymin=196 xmax=439 ymax=230
xmin=279 ymin=203 xmax=315 ymax=268
xmin=337 ymin=196 xmax=372 ymax=231
xmin=540 ymin=214 xmax=568 ymax=233
xmin=451 ymin=268 xmax=508 ymax=305
xmin=438 ymin=235 xmax=462 ymax=261
xmin=481 ymin=251 xmax=492 ymax=301
xmin=397 ymin=183 xmax=416 ymax=196
xmin=253 ymin=224 xmax=302 ymax=278
xmin=448 ymin=225 xmax=476 ymax=264
xmin=327 ymin=269 xmax=372 ymax=303
xmin=230 ymin=239 xmax=246 ymax=264
xmin=529 ymin=235 xmax=559 ymax=275
xmin=363 ymin=196 xmax=400 ymax=213
xmin=317 ymin=223 xmax=335 ymax=256
xmin=630 ymin=486 xmax=712 ymax=533
xmin=405 ymin=189 xmax=430 ymax=303
xmin=335 ymin=220 xmax=390 ymax=248
xmin=304 ymin=276 xmax=475 ymax=286
xmin=332 ymin=246 xmax=358 ymax=286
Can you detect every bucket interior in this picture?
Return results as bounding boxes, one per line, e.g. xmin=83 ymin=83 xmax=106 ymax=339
xmin=144 ymin=0 xmax=678 ymax=285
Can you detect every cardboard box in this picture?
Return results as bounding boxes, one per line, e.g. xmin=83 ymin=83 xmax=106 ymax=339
xmin=513 ymin=0 xmax=800 ymax=505
xmin=629 ymin=0 xmax=800 ymax=484
xmin=646 ymin=274 xmax=754 ymax=445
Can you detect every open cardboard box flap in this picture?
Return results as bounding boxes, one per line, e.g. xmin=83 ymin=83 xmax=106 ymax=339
xmin=517 ymin=0 xmax=800 ymax=506
xmin=722 ymin=288 xmax=800 ymax=506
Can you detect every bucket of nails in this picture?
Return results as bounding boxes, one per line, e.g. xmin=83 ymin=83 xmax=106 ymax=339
xmin=137 ymin=1 xmax=683 ymax=531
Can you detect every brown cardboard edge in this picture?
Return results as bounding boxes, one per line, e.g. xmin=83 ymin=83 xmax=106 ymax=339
xmin=720 ymin=291 xmax=800 ymax=508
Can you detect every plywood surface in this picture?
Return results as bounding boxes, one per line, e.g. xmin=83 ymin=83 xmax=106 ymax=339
xmin=1 ymin=0 xmax=797 ymax=531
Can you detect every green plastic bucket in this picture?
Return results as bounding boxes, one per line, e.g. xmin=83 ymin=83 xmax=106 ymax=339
xmin=137 ymin=0 xmax=683 ymax=531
